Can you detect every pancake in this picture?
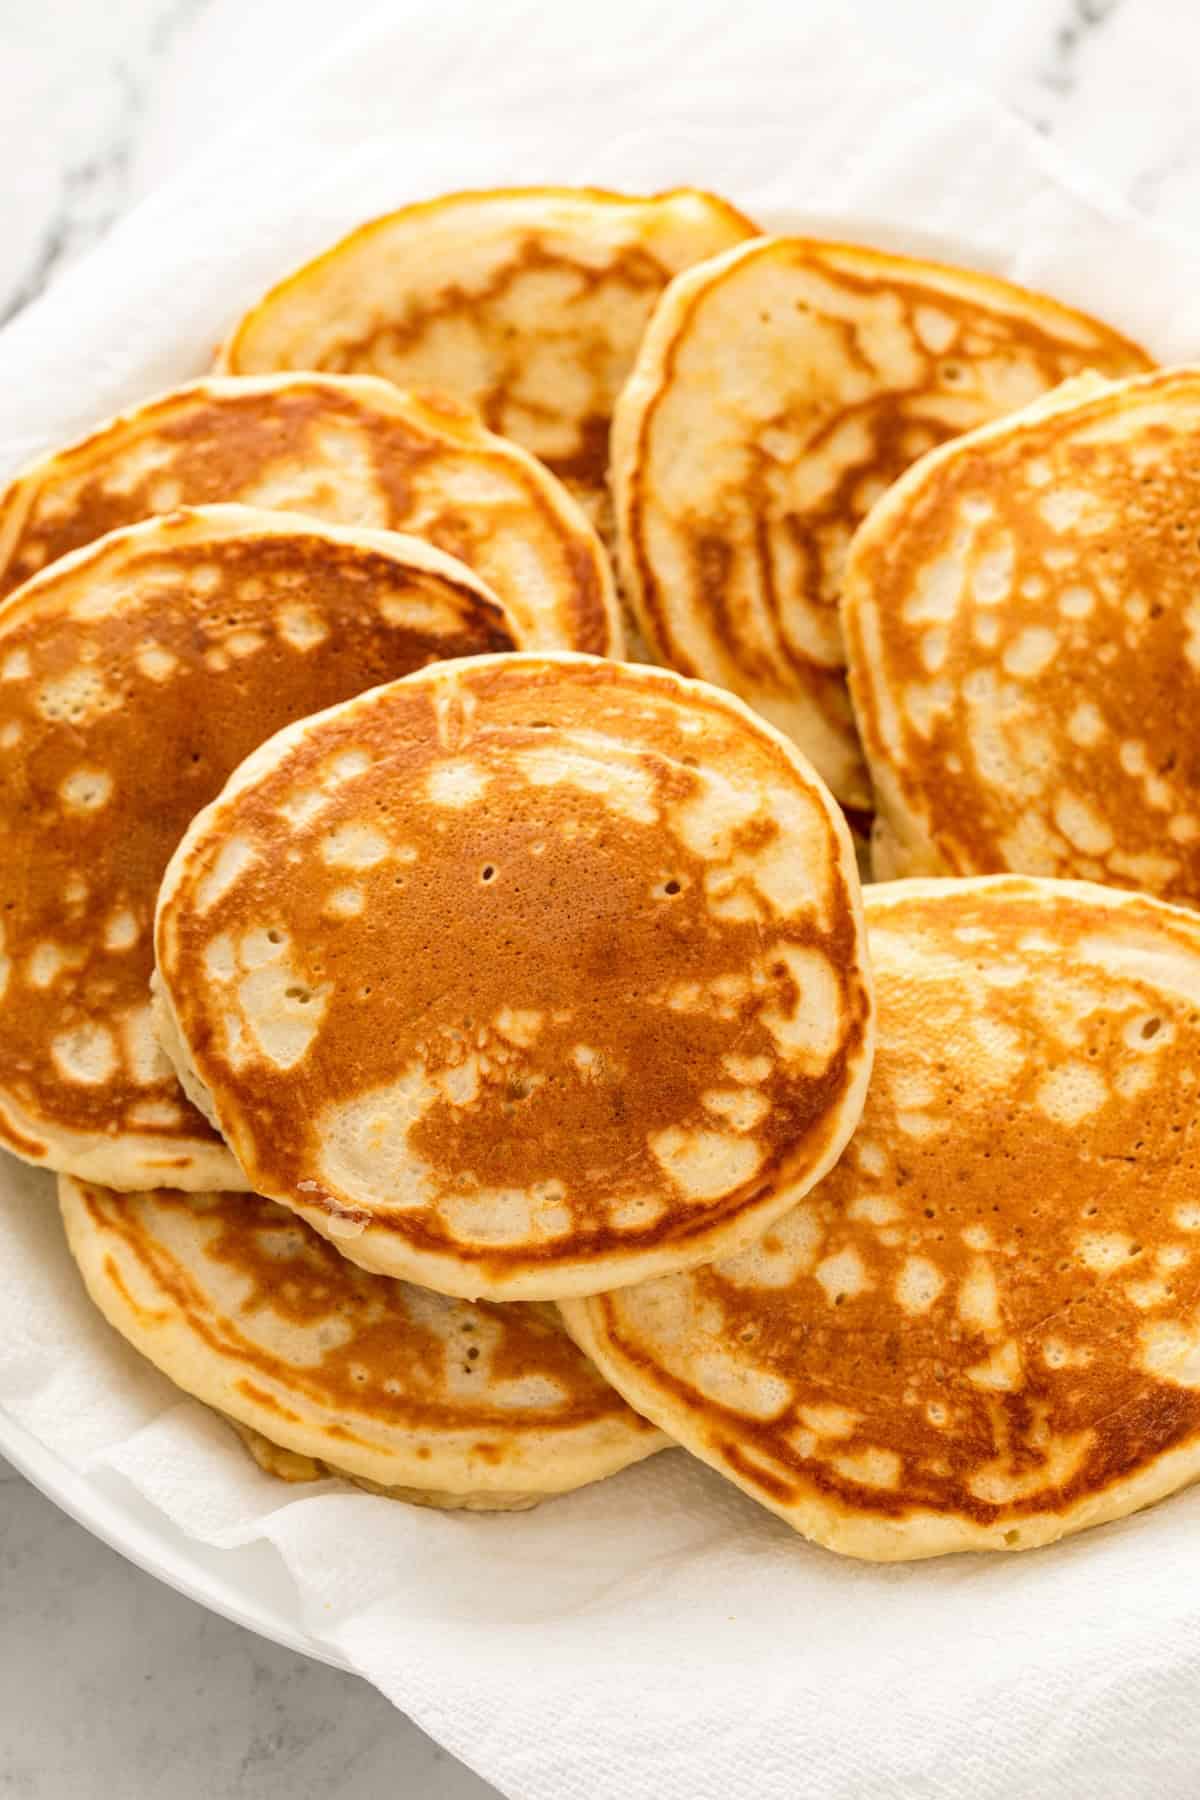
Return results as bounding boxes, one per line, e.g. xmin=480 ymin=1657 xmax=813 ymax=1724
xmin=0 ymin=373 xmax=619 ymax=655
xmin=60 ymin=1177 xmax=667 ymax=1507
xmin=217 ymin=186 xmax=759 ymax=540
xmin=153 ymin=652 xmax=874 ymax=1301
xmin=844 ymin=366 xmax=1200 ymax=900
xmin=0 ymin=504 xmax=520 ymax=1189
xmin=611 ymin=236 xmax=1152 ymax=809
xmin=563 ymin=876 xmax=1200 ymax=1559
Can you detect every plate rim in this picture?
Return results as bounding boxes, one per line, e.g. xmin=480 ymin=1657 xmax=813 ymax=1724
xmin=0 ymin=1401 xmax=351 ymax=1672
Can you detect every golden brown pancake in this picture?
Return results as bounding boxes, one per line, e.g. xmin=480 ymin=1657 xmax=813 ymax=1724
xmin=844 ymin=367 xmax=1200 ymax=901
xmin=153 ymin=652 xmax=874 ymax=1300
xmin=0 ymin=373 xmax=619 ymax=654
xmin=217 ymin=186 xmax=759 ymax=541
xmin=0 ymin=505 xmax=519 ymax=1189
xmin=612 ymin=237 xmax=1152 ymax=807
xmin=60 ymin=1177 xmax=667 ymax=1507
xmin=563 ymin=876 xmax=1200 ymax=1558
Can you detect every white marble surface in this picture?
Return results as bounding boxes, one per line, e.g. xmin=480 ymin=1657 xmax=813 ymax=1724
xmin=2 ymin=2 xmax=1199 ymax=1796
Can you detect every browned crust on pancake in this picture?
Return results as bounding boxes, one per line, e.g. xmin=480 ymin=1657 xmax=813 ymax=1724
xmin=0 ymin=374 xmax=620 ymax=655
xmin=0 ymin=509 xmax=518 ymax=1182
xmin=615 ymin=236 xmax=1151 ymax=807
xmin=61 ymin=1178 xmax=665 ymax=1498
xmin=155 ymin=653 xmax=873 ymax=1298
xmin=218 ymin=186 xmax=759 ymax=527
xmin=564 ymin=877 xmax=1200 ymax=1557
xmin=844 ymin=367 xmax=1200 ymax=902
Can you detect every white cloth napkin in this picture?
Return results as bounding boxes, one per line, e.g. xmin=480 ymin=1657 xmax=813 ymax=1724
xmin=4 ymin=4 xmax=1200 ymax=1794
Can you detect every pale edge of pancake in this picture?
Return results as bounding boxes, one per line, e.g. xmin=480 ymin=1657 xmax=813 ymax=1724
xmin=0 ymin=504 xmax=518 ymax=1189
xmin=215 ymin=185 xmax=760 ymax=374
xmin=610 ymin=238 xmax=874 ymax=810
xmin=153 ymin=650 xmax=876 ymax=1301
xmin=0 ymin=372 xmax=626 ymax=659
xmin=563 ymin=874 xmax=1200 ymax=1560
xmin=841 ymin=371 xmax=1120 ymax=883
xmin=58 ymin=1173 xmax=669 ymax=1502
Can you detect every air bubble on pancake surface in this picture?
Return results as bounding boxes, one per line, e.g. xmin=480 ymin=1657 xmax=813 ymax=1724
xmin=902 ymin=555 xmax=961 ymax=625
xmin=715 ymin=1207 xmax=823 ymax=1289
xmin=275 ymin=604 xmax=329 ymax=652
xmin=1039 ymin=488 xmax=1089 ymax=531
xmin=692 ymin=1348 xmax=793 ymax=1420
xmin=895 ymin=1255 xmax=944 ymax=1315
xmin=914 ymin=305 xmax=956 ymax=353
xmin=758 ymin=943 xmax=840 ymax=1071
xmin=1053 ymin=793 xmax=1114 ymax=856
xmin=494 ymin=1008 xmax=543 ymax=1049
xmin=814 ymin=1246 xmax=871 ymax=1304
xmin=59 ymin=767 xmax=113 ymax=813
xmin=279 ymin=788 xmax=328 ymax=829
xmin=1126 ymin=1277 xmax=1171 ymax=1310
xmin=649 ymin=1125 xmax=763 ymax=1200
xmin=998 ymin=813 xmax=1066 ymax=874
xmin=326 ymin=749 xmax=373 ymax=786
xmin=965 ymin=1339 xmax=1023 ymax=1392
xmin=226 ymin=630 xmax=266 ymax=660
xmin=854 ymin=1139 xmax=887 ymax=1178
xmin=1066 ymin=702 xmax=1105 ymax=747
xmin=847 ymin=1193 xmax=899 ymax=1226
xmin=318 ymin=1069 xmax=439 ymax=1210
xmin=799 ymin=1404 xmax=859 ymax=1440
xmin=831 ymin=1446 xmax=901 ymax=1491
xmin=325 ymin=886 xmax=365 ymax=919
xmin=607 ymin=1194 xmax=668 ymax=1231
xmin=957 ymin=1257 xmax=1002 ymax=1334
xmin=1077 ymin=1231 xmax=1138 ymax=1274
xmin=237 ymin=961 xmax=329 ymax=1070
xmin=516 ymin=743 xmax=657 ymax=825
xmin=426 ymin=760 xmax=490 ymax=809
xmin=1002 ymin=626 xmax=1058 ymax=679
xmin=971 ymin=537 xmax=1014 ymax=605
xmin=37 ymin=668 xmax=116 ymax=723
xmin=103 ymin=909 xmax=138 ymax=952
xmin=195 ymin=836 xmax=257 ymax=914
xmin=203 ymin=934 xmax=236 ymax=982
xmin=1058 ymin=584 xmax=1095 ymax=620
xmin=967 ymin=1431 xmax=1091 ymax=1503
xmin=27 ymin=942 xmax=71 ymax=989
xmin=1140 ymin=1320 xmax=1200 ymax=1387
xmin=439 ymin=1184 xmax=572 ymax=1247
xmin=701 ymin=1087 xmax=769 ymax=1132
xmin=722 ymin=1052 xmax=772 ymax=1085
xmin=128 ymin=1098 xmax=183 ymax=1128
xmin=1035 ymin=1061 xmax=1108 ymax=1127
xmin=52 ymin=1022 xmax=117 ymax=1086
xmin=320 ymin=822 xmax=389 ymax=868
xmin=135 ymin=644 xmax=178 ymax=682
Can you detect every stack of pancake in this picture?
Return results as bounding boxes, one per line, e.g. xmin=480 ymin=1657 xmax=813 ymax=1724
xmin=6 ymin=184 xmax=1200 ymax=1557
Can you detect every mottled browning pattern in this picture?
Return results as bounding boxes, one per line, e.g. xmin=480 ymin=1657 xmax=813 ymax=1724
xmin=157 ymin=655 xmax=872 ymax=1293
xmin=0 ymin=376 xmax=618 ymax=654
xmin=572 ymin=880 xmax=1200 ymax=1553
xmin=63 ymin=1179 xmax=662 ymax=1497
xmin=220 ymin=186 xmax=758 ymax=535
xmin=615 ymin=237 xmax=1150 ymax=806
xmin=0 ymin=511 xmax=516 ymax=1169
xmin=846 ymin=369 xmax=1200 ymax=903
